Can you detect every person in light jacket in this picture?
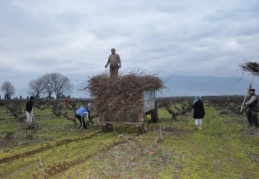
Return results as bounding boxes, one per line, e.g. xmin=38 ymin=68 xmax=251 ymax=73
xmin=192 ymin=96 xmax=205 ymax=130
xmin=75 ymin=104 xmax=93 ymax=131
xmin=105 ymin=48 xmax=121 ymax=78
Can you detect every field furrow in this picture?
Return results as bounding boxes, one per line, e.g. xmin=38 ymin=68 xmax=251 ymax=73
xmin=0 ymin=133 xmax=121 ymax=179
xmin=0 ymin=131 xmax=101 ymax=164
xmin=33 ymin=140 xmax=125 ymax=179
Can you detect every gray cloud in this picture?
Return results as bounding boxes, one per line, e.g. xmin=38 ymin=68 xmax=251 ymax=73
xmin=0 ymin=0 xmax=259 ymax=97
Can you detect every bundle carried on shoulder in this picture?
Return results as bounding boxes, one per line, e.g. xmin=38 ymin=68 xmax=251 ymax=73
xmin=87 ymin=73 xmax=164 ymax=121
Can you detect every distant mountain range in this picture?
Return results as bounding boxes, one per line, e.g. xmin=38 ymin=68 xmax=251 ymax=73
xmin=160 ymin=75 xmax=258 ymax=97
xmin=12 ymin=76 xmax=258 ymax=98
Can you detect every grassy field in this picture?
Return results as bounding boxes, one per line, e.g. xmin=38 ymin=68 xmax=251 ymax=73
xmin=0 ymin=102 xmax=259 ymax=178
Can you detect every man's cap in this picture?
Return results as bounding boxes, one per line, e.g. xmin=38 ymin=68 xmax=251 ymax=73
xmin=111 ymin=48 xmax=115 ymax=50
xmin=249 ymin=88 xmax=255 ymax=92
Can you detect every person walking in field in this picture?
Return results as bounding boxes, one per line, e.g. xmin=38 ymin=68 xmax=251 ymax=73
xmin=244 ymin=88 xmax=258 ymax=129
xmin=105 ymin=48 xmax=121 ymax=78
xmin=25 ymin=96 xmax=35 ymax=129
xmin=75 ymin=104 xmax=93 ymax=131
xmin=192 ymin=96 xmax=205 ymax=130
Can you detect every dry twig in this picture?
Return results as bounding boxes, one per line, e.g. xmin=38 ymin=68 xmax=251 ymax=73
xmin=37 ymin=156 xmax=44 ymax=170
xmin=239 ymin=61 xmax=259 ymax=76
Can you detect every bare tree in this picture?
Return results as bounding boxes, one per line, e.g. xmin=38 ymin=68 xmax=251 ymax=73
xmin=42 ymin=74 xmax=54 ymax=100
xmin=1 ymin=81 xmax=15 ymax=99
xmin=42 ymin=73 xmax=73 ymax=99
xmin=28 ymin=77 xmax=45 ymax=99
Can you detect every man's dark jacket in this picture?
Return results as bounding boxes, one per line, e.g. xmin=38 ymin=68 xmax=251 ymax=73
xmin=247 ymin=95 xmax=258 ymax=112
xmin=193 ymin=100 xmax=205 ymax=118
xmin=25 ymin=100 xmax=33 ymax=113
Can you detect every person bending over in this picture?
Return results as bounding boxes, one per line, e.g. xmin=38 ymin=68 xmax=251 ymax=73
xmin=75 ymin=104 xmax=93 ymax=131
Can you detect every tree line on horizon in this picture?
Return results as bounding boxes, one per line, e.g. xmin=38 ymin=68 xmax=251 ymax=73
xmin=0 ymin=73 xmax=73 ymax=100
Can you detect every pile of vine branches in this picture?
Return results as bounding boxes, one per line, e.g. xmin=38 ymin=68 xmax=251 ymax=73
xmin=240 ymin=61 xmax=259 ymax=76
xmin=87 ymin=73 xmax=164 ymax=122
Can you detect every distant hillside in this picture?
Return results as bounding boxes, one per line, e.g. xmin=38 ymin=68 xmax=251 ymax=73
xmin=12 ymin=76 xmax=259 ymax=98
xmin=160 ymin=76 xmax=258 ymax=97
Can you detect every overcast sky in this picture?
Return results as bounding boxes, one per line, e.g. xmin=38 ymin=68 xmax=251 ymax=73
xmin=0 ymin=0 xmax=259 ymax=97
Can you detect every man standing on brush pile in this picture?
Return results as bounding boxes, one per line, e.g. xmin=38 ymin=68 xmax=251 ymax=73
xmin=25 ymin=96 xmax=35 ymax=130
xmin=105 ymin=48 xmax=121 ymax=78
xmin=244 ymin=89 xmax=259 ymax=129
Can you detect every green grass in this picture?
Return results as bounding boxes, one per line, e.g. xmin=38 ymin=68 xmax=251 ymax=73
xmin=157 ymin=105 xmax=259 ymax=178
xmin=0 ymin=104 xmax=259 ymax=178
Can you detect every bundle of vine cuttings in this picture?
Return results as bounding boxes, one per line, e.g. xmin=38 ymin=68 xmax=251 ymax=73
xmin=87 ymin=73 xmax=164 ymax=122
xmin=240 ymin=61 xmax=259 ymax=76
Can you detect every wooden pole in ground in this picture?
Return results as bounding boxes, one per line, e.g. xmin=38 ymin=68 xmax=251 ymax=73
xmin=240 ymin=75 xmax=255 ymax=112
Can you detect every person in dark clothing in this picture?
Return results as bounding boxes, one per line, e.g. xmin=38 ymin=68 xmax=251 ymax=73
xmin=25 ymin=96 xmax=35 ymax=129
xmin=75 ymin=103 xmax=93 ymax=131
xmin=244 ymin=89 xmax=258 ymax=128
xmin=192 ymin=96 xmax=205 ymax=130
